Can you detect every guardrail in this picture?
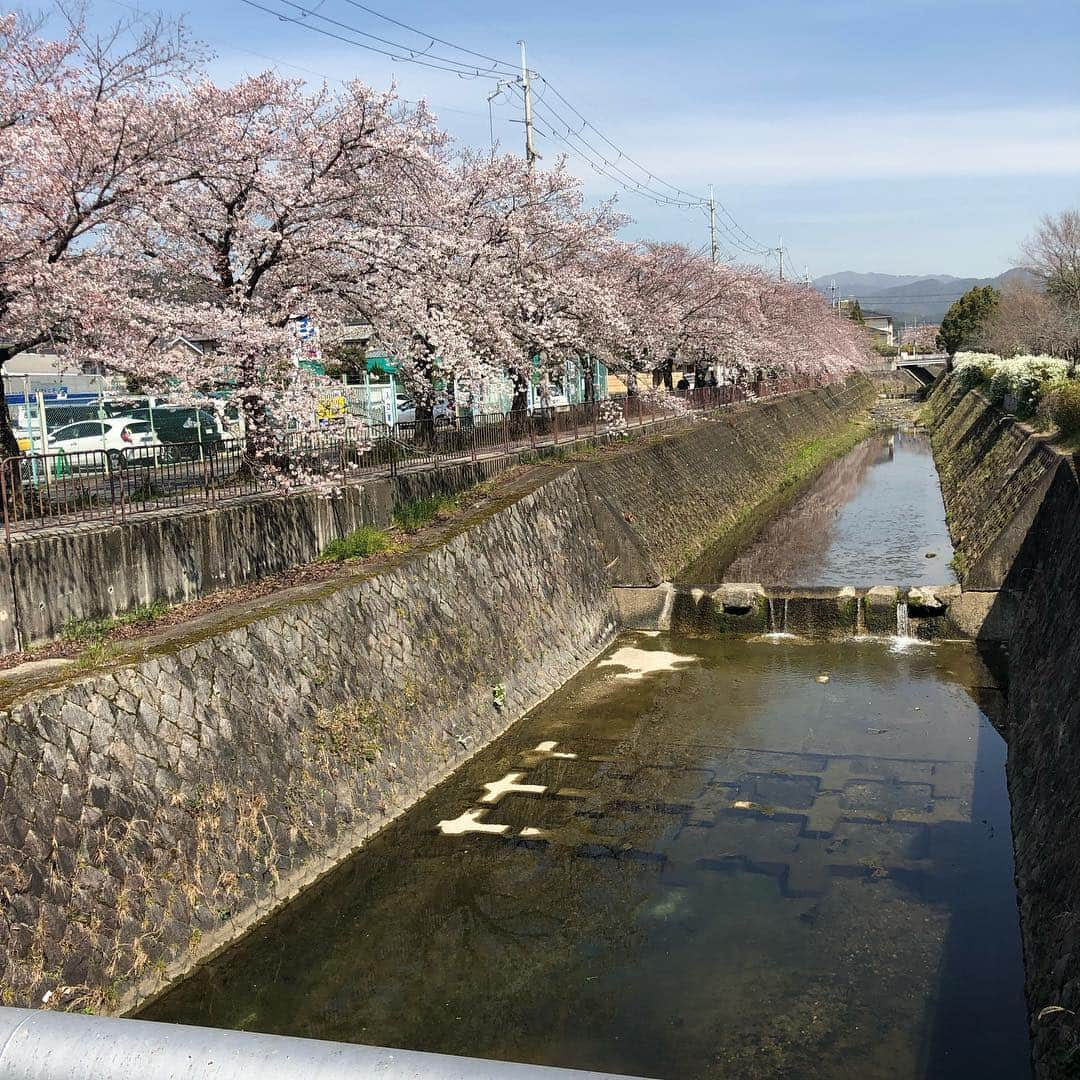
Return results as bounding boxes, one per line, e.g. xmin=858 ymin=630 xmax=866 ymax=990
xmin=0 ymin=375 xmax=831 ymax=538
xmin=0 ymin=1008 xmax=655 ymax=1080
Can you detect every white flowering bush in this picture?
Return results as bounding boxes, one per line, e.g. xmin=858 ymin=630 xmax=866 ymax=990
xmin=953 ymin=352 xmax=999 ymax=390
xmin=987 ymin=355 xmax=1069 ymax=416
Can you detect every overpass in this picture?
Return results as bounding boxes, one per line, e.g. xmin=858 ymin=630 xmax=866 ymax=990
xmin=895 ymin=353 xmax=949 ymax=387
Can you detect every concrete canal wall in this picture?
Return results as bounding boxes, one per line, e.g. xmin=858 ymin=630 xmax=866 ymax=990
xmin=0 ymin=455 xmax=591 ymax=654
xmin=577 ymin=377 xmax=876 ymax=585
xmin=0 ymin=378 xmax=873 ymax=654
xmin=0 ymin=380 xmax=878 ymax=1016
xmin=927 ymin=377 xmax=1080 ymax=1076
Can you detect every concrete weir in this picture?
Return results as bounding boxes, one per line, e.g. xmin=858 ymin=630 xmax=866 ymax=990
xmin=614 ymin=581 xmax=1003 ymax=641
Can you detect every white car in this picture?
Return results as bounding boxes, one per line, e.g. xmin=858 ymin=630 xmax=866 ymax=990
xmin=47 ymin=418 xmax=160 ymax=468
xmin=395 ymin=397 xmax=454 ymax=424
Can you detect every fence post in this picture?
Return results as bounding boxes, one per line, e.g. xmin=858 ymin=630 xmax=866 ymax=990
xmin=0 ymin=460 xmax=13 ymax=544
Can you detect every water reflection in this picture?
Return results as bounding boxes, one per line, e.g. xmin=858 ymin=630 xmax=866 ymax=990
xmin=141 ymin=634 xmax=1027 ymax=1080
xmin=685 ymin=429 xmax=956 ymax=586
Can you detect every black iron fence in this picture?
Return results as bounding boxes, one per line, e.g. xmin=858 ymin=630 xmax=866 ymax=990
xmin=0 ymin=374 xmax=831 ymax=538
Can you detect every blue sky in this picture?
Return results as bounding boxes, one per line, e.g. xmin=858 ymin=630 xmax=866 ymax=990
xmin=96 ymin=0 xmax=1080 ymax=278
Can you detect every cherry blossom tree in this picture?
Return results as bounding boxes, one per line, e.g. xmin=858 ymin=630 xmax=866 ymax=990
xmin=97 ymin=72 xmax=443 ymax=468
xmin=2 ymin=9 xmax=871 ymax=487
xmin=361 ymin=152 xmax=625 ymax=427
xmin=0 ymin=5 xmax=201 ymax=460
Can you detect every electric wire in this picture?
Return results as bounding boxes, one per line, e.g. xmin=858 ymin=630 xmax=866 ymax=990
xmin=237 ymin=0 xmax=509 ymax=79
xmin=337 ymin=0 xmax=522 ymax=75
xmin=237 ymin=0 xmax=779 ymax=264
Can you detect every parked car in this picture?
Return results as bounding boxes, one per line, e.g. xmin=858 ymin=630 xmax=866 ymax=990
xmin=395 ymin=397 xmax=454 ymax=424
xmin=127 ymin=406 xmax=228 ymax=459
xmin=46 ymin=418 xmax=162 ymax=469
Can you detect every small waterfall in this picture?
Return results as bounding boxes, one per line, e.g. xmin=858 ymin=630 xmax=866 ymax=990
xmin=896 ymin=601 xmax=911 ymax=639
xmin=764 ymin=597 xmax=793 ymax=639
xmin=855 ymin=597 xmax=866 ymax=636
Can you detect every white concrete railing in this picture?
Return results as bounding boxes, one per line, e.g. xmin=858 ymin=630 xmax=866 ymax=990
xmin=0 ymin=1009 xmax=656 ymax=1080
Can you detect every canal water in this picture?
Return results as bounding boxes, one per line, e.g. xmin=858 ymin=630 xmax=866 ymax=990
xmin=683 ymin=428 xmax=957 ymax=585
xmin=142 ymin=634 xmax=1028 ymax=1079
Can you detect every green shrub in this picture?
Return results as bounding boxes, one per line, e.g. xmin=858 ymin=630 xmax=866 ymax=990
xmin=1044 ymin=381 xmax=1080 ymax=436
xmin=319 ymin=526 xmax=393 ymax=561
xmin=391 ymin=493 xmax=459 ymax=532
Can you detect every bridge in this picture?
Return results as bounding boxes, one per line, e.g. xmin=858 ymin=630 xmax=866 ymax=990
xmin=894 ymin=353 xmax=949 ymax=387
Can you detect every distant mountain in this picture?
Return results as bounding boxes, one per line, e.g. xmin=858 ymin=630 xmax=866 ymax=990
xmin=812 ymin=268 xmax=1035 ymax=324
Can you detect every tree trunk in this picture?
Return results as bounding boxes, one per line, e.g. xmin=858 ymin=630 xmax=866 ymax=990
xmin=0 ymin=354 xmax=21 ymax=460
xmin=583 ymin=360 xmax=595 ymax=404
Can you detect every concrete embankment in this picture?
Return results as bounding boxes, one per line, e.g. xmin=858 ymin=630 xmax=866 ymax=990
xmin=0 ymin=454 xmax=592 ymax=654
xmin=0 ymin=379 xmax=874 ymax=655
xmin=926 ymin=376 xmax=1080 ymax=1077
xmin=0 ymin=379 xmax=874 ymax=1015
xmin=577 ymin=377 xmax=876 ymax=585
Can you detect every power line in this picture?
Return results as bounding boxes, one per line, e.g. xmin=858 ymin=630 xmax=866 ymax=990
xmin=518 ymin=89 xmax=704 ymax=210
xmin=336 ymin=0 xmax=522 ymax=75
xmin=237 ymin=0 xmax=509 ymax=80
xmin=237 ymin=0 xmax=779 ymax=263
xmin=535 ymin=75 xmax=772 ymax=257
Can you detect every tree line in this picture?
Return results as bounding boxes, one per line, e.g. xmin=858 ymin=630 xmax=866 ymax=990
xmin=0 ymin=7 xmax=872 ymax=466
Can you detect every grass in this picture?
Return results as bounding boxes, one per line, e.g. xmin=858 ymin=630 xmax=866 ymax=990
xmin=391 ymin=493 xmax=461 ymax=532
xmin=779 ymin=422 xmax=867 ymax=489
xmin=74 ymin=641 xmax=125 ymax=670
xmin=318 ymin=525 xmax=395 ymax=562
xmin=62 ymin=600 xmax=171 ymax=644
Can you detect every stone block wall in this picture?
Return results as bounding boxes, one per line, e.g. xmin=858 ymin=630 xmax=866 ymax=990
xmin=0 ymin=468 xmax=615 ymax=1014
xmin=1004 ymin=458 xmax=1080 ymax=1076
xmin=0 ymin=431 xmax=625 ymax=654
xmin=927 ymin=376 xmax=1080 ymax=1076
xmin=927 ymin=379 xmax=1062 ymax=592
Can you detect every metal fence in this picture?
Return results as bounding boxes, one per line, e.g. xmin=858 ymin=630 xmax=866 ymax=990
xmin=0 ymin=374 xmax=831 ymax=538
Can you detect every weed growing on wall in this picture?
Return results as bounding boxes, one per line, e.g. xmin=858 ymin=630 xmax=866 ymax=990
xmin=318 ymin=526 xmax=394 ymax=561
xmin=62 ymin=601 xmax=171 ymax=644
xmin=391 ymin=494 xmax=461 ymax=532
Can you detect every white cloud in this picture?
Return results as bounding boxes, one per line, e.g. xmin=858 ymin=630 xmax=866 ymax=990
xmin=616 ymin=106 xmax=1080 ymax=185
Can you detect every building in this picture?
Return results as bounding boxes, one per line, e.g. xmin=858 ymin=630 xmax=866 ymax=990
xmin=839 ymin=301 xmax=895 ymax=346
xmin=861 ymin=311 xmax=895 ymax=346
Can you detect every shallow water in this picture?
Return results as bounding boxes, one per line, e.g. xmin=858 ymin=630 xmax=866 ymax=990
xmin=689 ymin=428 xmax=956 ymax=585
xmin=142 ymin=634 xmax=1027 ymax=1080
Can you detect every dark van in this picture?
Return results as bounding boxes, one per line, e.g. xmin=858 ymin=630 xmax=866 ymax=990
xmin=129 ymin=407 xmax=225 ymax=459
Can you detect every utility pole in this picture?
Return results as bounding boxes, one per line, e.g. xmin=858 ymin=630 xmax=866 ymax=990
xmin=803 ymin=266 xmax=810 ymax=290
xmin=830 ymin=279 xmax=838 ymax=317
xmin=708 ymin=185 xmax=718 ymax=265
xmin=777 ymin=235 xmax=785 ymax=282
xmin=517 ymin=40 xmax=539 ymax=170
